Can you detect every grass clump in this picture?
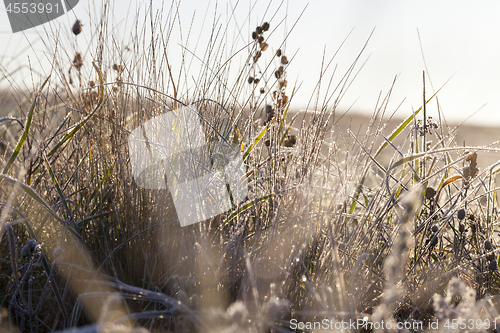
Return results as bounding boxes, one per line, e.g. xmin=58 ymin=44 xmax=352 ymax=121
xmin=1 ymin=1 xmax=500 ymax=332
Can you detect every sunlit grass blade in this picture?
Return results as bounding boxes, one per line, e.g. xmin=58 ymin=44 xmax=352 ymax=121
xmin=47 ymin=62 xmax=104 ymax=158
xmin=243 ymin=117 xmax=275 ymax=161
xmin=0 ymin=174 xmax=81 ymax=240
xmin=2 ymin=76 xmax=50 ymax=175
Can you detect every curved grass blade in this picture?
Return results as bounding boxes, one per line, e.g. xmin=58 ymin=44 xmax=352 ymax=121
xmin=43 ymin=153 xmax=73 ymax=224
xmin=225 ymin=193 xmax=274 ymax=225
xmin=48 ymin=62 xmax=104 ymax=158
xmin=0 ymin=174 xmax=81 ymax=240
xmin=350 ymin=87 xmax=447 ymax=215
xmin=1 ymin=203 xmax=69 ymax=323
xmin=2 ymin=76 xmax=50 ymax=174
xmin=242 ymin=117 xmax=275 ymax=161
xmin=436 ymin=175 xmax=462 ymax=202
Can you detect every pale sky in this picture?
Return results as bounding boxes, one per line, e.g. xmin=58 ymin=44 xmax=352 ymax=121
xmin=1 ymin=0 xmax=500 ymax=126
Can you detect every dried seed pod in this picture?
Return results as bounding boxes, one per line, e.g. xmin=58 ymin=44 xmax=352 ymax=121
xmin=466 ymin=152 xmax=478 ymax=163
xmin=281 ymin=55 xmax=288 ymax=64
xmin=112 ymin=63 xmax=123 ymax=73
xmin=275 ymin=70 xmax=281 ymax=79
xmin=266 ymin=104 xmax=274 ymax=115
xmin=262 ymin=22 xmax=270 ymax=31
xmin=252 ymin=31 xmax=258 ymax=40
xmin=489 ymin=259 xmax=497 ymax=271
xmin=254 ymin=78 xmax=260 ymax=84
xmin=279 ymin=65 xmax=284 ymax=74
xmin=430 ymin=234 xmax=438 ymax=247
xmin=485 ymin=240 xmax=492 ymax=250
xmin=260 ymin=87 xmax=265 ymax=94
xmin=73 ymin=52 xmax=83 ymax=70
xmin=21 ymin=244 xmax=31 ymax=257
xmin=284 ymin=135 xmax=296 ymax=147
xmin=21 ymin=239 xmax=37 ymax=257
xmin=276 ymin=49 xmax=282 ymax=57
xmin=457 ymin=208 xmax=466 ymax=220
xmin=253 ymin=50 xmax=262 ymax=62
xmin=260 ymin=42 xmax=268 ymax=51
xmin=425 ymin=187 xmax=436 ymax=200
xmin=72 ymin=19 xmax=82 ymax=35
xmin=258 ymin=35 xmax=264 ymax=43
xmin=89 ymin=80 xmax=95 ymax=87
xmin=256 ymin=26 xmax=263 ymax=34
xmin=248 ymin=76 xmax=254 ymax=84
xmin=432 ymin=225 xmax=438 ymax=233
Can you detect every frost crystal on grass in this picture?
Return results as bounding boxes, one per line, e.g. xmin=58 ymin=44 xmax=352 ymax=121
xmin=433 ymin=277 xmax=476 ymax=320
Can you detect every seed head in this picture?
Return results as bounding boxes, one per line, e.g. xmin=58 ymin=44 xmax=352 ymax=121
xmin=258 ymin=35 xmax=264 ymax=43
xmin=265 ymin=104 xmax=274 ymax=115
xmin=429 ymin=234 xmax=438 ymax=248
xmin=73 ymin=52 xmax=83 ymax=70
xmin=260 ymin=87 xmax=265 ymax=94
xmin=457 ymin=208 xmax=466 ymax=220
xmin=275 ymin=70 xmax=281 ymax=79
xmin=112 ymin=63 xmax=123 ymax=73
xmin=248 ymin=76 xmax=254 ymax=84
xmin=256 ymin=26 xmax=263 ymax=34
xmin=262 ymin=22 xmax=270 ymax=31
xmin=260 ymin=42 xmax=268 ymax=51
xmin=281 ymin=55 xmax=288 ymax=64
xmin=432 ymin=225 xmax=438 ymax=233
xmin=72 ymin=19 xmax=82 ymax=35
xmin=459 ymin=223 xmax=465 ymax=233
xmin=282 ymin=95 xmax=289 ymax=105
xmin=252 ymin=31 xmax=258 ymax=40
xmin=284 ymin=135 xmax=296 ymax=147
xmin=489 ymin=259 xmax=497 ymax=271
xmin=253 ymin=50 xmax=262 ymax=62
xmin=21 ymin=239 xmax=37 ymax=257
xmin=276 ymin=49 xmax=282 ymax=57
xmin=485 ymin=240 xmax=492 ymax=251
xmin=425 ymin=187 xmax=436 ymax=200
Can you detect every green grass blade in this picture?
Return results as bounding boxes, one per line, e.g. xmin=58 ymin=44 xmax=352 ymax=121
xmin=48 ymin=62 xmax=104 ymax=158
xmin=349 ymin=89 xmax=443 ymax=214
xmin=225 ymin=193 xmax=274 ymax=225
xmin=242 ymin=117 xmax=275 ymax=161
xmin=2 ymin=76 xmax=50 ymax=174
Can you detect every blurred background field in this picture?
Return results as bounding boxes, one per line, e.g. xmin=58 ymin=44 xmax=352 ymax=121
xmin=2 ymin=1 xmax=500 ymax=332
